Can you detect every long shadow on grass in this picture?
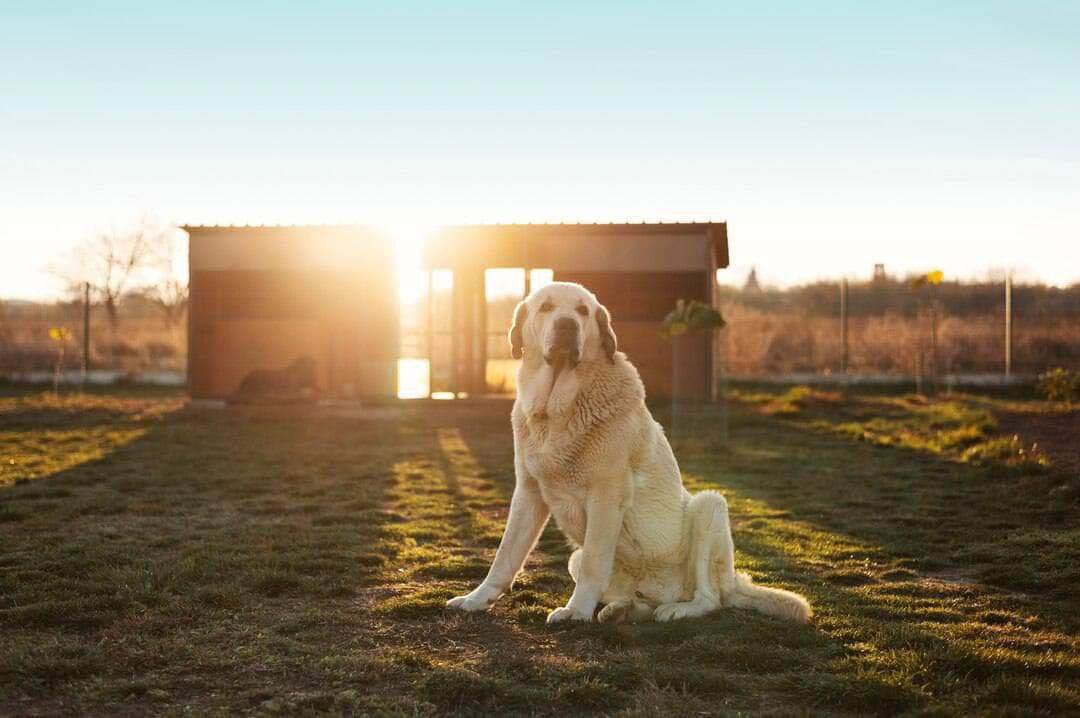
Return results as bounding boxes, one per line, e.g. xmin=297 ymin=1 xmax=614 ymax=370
xmin=675 ymin=405 xmax=1080 ymax=710
xmin=0 ymin=403 xmax=410 ymax=713
xmin=397 ymin=402 xmax=1080 ymax=715
xmin=368 ymin=406 xmax=924 ymax=714
xmin=699 ymin=405 xmax=1077 ymax=605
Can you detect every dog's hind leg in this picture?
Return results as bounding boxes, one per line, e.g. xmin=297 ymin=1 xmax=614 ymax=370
xmin=653 ymin=491 xmax=727 ymax=622
xmin=570 ymin=549 xmax=652 ymax=623
xmin=709 ymin=495 xmax=814 ymax=624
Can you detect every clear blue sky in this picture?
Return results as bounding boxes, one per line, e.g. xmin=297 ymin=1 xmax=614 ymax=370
xmin=2 ymin=1 xmax=1078 ymax=298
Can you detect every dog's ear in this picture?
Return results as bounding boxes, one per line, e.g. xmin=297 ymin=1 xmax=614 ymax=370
xmin=597 ymin=303 xmax=617 ymax=363
xmin=509 ymin=300 xmax=527 ymax=359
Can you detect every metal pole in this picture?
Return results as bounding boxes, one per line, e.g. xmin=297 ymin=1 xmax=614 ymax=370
xmin=929 ymin=286 xmax=938 ymax=396
xmin=840 ymin=277 xmax=849 ymax=373
xmin=1004 ymin=274 xmax=1012 ymax=377
xmin=916 ymin=351 xmax=924 ymax=396
xmin=82 ymin=281 xmax=90 ymax=388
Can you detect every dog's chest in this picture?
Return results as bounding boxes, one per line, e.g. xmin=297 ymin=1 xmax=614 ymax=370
xmin=519 ymin=416 xmax=562 ymax=478
xmin=518 ymin=417 xmax=590 ymax=543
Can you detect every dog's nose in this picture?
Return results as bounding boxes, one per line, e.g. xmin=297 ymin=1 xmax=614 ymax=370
xmin=554 ymin=317 xmax=578 ymax=338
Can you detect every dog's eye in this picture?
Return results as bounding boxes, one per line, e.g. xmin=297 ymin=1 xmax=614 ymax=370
xmin=539 ymin=301 xmax=554 ymax=313
xmin=575 ymin=305 xmax=588 ymax=317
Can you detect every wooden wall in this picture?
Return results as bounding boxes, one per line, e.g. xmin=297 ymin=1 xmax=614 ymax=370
xmin=188 ymin=269 xmax=397 ymax=399
xmin=553 ymin=271 xmax=712 ymax=400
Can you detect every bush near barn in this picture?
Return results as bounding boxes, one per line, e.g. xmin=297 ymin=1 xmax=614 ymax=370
xmin=1037 ymin=368 xmax=1080 ymax=403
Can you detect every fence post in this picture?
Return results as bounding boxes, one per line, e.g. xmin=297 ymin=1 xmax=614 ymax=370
xmin=916 ymin=351 xmax=924 ymax=396
xmin=1004 ymin=274 xmax=1012 ymax=377
xmin=82 ymin=281 xmax=91 ymax=388
xmin=929 ymin=285 xmax=938 ymax=396
xmin=840 ymin=277 xmax=849 ymax=373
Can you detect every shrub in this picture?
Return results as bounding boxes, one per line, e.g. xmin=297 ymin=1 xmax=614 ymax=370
xmin=1036 ymin=368 xmax=1080 ymax=403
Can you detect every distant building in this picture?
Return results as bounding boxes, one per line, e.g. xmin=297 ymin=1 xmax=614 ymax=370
xmin=184 ymin=222 xmax=729 ymax=401
xmin=742 ymin=267 xmax=761 ymax=293
xmin=873 ymin=263 xmax=887 ymax=282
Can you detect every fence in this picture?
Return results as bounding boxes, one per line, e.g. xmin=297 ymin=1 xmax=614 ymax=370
xmin=4 ymin=276 xmax=1078 ymax=390
xmin=0 ymin=286 xmax=186 ymax=380
xmin=716 ymin=277 xmax=1079 ymax=381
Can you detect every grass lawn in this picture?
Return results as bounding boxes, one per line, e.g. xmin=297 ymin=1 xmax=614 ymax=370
xmin=1 ymin=386 xmax=1078 ymax=715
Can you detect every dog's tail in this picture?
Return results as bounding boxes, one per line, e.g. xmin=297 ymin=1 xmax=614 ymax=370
xmin=727 ymin=572 xmax=812 ymax=623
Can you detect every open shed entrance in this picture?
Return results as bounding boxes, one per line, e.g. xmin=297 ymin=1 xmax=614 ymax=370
xmin=397 ymin=267 xmax=553 ymax=399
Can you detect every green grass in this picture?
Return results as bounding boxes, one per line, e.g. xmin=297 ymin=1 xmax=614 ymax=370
xmin=0 ymin=387 xmax=1078 ymax=715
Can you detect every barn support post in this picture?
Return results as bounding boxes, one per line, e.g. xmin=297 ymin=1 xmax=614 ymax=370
xmin=476 ymin=268 xmax=487 ymax=394
xmin=451 ymin=265 xmax=486 ymax=397
xmin=450 ymin=271 xmax=460 ymax=396
xmin=426 ymin=270 xmax=434 ymax=398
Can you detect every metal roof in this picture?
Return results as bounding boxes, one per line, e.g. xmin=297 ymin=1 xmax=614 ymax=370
xmin=183 ymin=221 xmax=730 ymax=270
xmin=181 ymin=221 xmax=725 ymax=232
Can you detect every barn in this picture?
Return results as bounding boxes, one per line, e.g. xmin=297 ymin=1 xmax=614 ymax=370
xmin=184 ymin=222 xmax=728 ymax=401
xmin=184 ymin=225 xmax=399 ymax=400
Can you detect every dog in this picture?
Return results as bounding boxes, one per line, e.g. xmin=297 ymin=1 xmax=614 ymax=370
xmin=447 ymin=282 xmax=811 ymax=624
xmin=232 ymin=356 xmax=318 ymax=404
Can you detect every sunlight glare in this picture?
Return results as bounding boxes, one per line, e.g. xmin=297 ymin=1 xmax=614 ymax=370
xmin=391 ymin=223 xmax=431 ymax=306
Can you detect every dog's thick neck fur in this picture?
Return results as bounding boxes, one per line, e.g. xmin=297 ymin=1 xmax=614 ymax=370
xmin=516 ymin=351 xmax=643 ymax=428
xmin=517 ymin=355 xmax=577 ymax=421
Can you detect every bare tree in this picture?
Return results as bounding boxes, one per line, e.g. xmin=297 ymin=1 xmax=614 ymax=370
xmin=53 ymin=220 xmax=162 ymax=331
xmin=140 ymin=228 xmax=189 ymax=328
xmin=143 ymin=276 xmax=189 ymax=328
xmin=52 ymin=219 xmax=188 ymax=331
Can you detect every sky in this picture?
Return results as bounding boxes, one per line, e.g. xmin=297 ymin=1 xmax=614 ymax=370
xmin=1 ymin=0 xmax=1078 ymax=300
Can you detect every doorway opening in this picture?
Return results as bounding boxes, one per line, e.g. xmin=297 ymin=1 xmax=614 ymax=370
xmin=397 ymin=267 xmax=552 ymax=399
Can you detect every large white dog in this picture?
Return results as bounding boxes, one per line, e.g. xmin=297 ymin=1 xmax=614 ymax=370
xmin=447 ymin=283 xmax=811 ymax=625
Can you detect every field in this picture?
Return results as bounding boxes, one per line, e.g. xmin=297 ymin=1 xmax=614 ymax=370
xmin=717 ymin=280 xmax=1080 ymax=376
xmin=1 ymin=386 xmax=1078 ymax=715
xmin=720 ymin=304 xmax=1079 ymax=376
xmin=0 ymin=307 xmax=185 ymax=375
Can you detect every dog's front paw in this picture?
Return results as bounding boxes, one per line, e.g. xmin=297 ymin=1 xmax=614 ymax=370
xmin=546 ymin=605 xmax=593 ymax=625
xmin=446 ymin=586 xmax=499 ymax=613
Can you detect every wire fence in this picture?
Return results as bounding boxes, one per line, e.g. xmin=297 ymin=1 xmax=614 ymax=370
xmin=3 ymin=276 xmax=1077 ymax=389
xmin=0 ymin=287 xmax=185 ymax=381
xmin=716 ymin=278 xmax=1079 ymax=380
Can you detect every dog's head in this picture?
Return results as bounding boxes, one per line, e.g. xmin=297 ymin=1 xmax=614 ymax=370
xmin=509 ymin=282 xmax=617 ymax=368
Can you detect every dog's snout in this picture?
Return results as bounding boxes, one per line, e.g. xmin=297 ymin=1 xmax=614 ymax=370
xmin=554 ymin=317 xmax=578 ymax=338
